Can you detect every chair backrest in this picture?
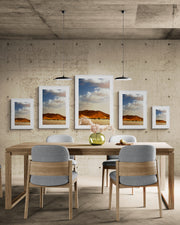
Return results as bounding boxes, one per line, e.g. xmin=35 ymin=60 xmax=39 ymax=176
xmin=119 ymin=145 xmax=155 ymax=162
xmin=109 ymin=135 xmax=137 ymax=143
xmin=46 ymin=134 xmax=74 ymax=143
xmin=117 ymin=145 xmax=157 ymax=186
xmin=46 ymin=135 xmax=74 ymax=160
xmin=31 ymin=145 xmax=70 ymax=162
xmin=30 ymin=145 xmax=71 ymax=181
xmin=108 ymin=135 xmax=137 ymax=160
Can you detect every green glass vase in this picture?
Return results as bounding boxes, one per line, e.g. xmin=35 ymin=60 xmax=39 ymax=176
xmin=89 ymin=133 xmax=105 ymax=145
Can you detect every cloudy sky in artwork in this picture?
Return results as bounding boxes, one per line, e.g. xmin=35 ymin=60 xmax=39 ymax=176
xmin=156 ymin=109 xmax=166 ymax=121
xmin=123 ymin=93 xmax=144 ymax=118
xmin=15 ymin=102 xmax=30 ymax=119
xmin=43 ymin=89 xmax=66 ymax=115
xmin=79 ymin=78 xmax=110 ymax=113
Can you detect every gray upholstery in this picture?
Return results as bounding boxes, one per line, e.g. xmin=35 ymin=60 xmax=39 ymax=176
xmin=107 ymin=135 xmax=137 ymax=161
xmin=103 ymin=159 xmax=119 ymax=167
xmin=70 ymin=159 xmax=77 ymax=165
xmin=31 ymin=145 xmax=70 ymax=162
xmin=110 ymin=145 xmax=157 ymax=186
xmin=31 ymin=172 xmax=78 ymax=186
xmin=110 ymin=171 xmax=157 ymax=187
xmin=0 ymin=164 xmax=1 ymax=168
xmin=109 ymin=135 xmax=137 ymax=144
xmin=30 ymin=145 xmax=77 ymax=186
xmin=46 ymin=134 xmax=74 ymax=143
xmin=46 ymin=134 xmax=76 ymax=164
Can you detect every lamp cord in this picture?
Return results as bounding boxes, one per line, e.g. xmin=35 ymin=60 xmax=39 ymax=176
xmin=62 ymin=10 xmax=65 ymax=77
xmin=122 ymin=10 xmax=125 ymax=78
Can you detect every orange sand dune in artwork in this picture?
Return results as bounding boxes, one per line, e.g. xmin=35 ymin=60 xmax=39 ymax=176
xmin=79 ymin=110 xmax=110 ymax=120
xmin=123 ymin=115 xmax=143 ymax=121
xmin=15 ymin=118 xmax=30 ymax=123
xmin=43 ymin=113 xmax=66 ymax=120
xmin=15 ymin=118 xmax=30 ymax=125
xmin=156 ymin=120 xmax=166 ymax=125
xmin=123 ymin=115 xmax=143 ymax=125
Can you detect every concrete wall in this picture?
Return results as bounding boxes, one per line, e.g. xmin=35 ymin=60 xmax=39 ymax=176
xmin=0 ymin=40 xmax=179 ymax=183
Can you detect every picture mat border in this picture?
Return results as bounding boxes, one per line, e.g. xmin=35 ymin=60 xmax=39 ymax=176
xmin=119 ymin=90 xmax=147 ymax=129
xmin=75 ymin=75 xmax=114 ymax=129
xmin=39 ymin=86 xmax=69 ymax=129
xmin=152 ymin=106 xmax=170 ymax=129
xmin=11 ymin=98 xmax=34 ymax=130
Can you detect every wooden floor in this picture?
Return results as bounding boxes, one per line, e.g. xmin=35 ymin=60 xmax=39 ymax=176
xmin=0 ymin=176 xmax=180 ymax=225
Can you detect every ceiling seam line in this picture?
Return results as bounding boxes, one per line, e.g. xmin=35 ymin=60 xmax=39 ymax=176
xmin=26 ymin=0 xmax=59 ymax=39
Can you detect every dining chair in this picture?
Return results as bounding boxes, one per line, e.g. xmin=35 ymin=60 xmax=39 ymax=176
xmin=24 ymin=145 xmax=79 ymax=220
xmin=101 ymin=135 xmax=136 ymax=194
xmin=46 ymin=135 xmax=77 ymax=167
xmin=109 ymin=145 xmax=162 ymax=221
xmin=0 ymin=165 xmax=2 ymax=198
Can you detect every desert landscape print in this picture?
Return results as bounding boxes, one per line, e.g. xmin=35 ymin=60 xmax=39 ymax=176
xmin=42 ymin=88 xmax=66 ymax=125
xmin=79 ymin=77 xmax=111 ymax=125
xmin=156 ymin=109 xmax=167 ymax=125
xmin=15 ymin=102 xmax=30 ymax=125
xmin=122 ymin=93 xmax=144 ymax=125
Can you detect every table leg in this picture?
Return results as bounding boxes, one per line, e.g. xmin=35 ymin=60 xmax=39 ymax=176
xmin=5 ymin=152 xmax=28 ymax=210
xmin=24 ymin=154 xmax=28 ymax=192
xmin=5 ymin=152 xmax=12 ymax=209
xmin=168 ymin=152 xmax=174 ymax=209
xmin=160 ymin=156 xmax=166 ymax=191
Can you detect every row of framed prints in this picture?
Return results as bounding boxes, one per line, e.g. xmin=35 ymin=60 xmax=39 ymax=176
xmin=11 ymin=75 xmax=170 ymax=130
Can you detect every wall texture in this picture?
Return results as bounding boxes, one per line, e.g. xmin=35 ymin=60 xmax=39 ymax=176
xmin=0 ymin=40 xmax=179 ymax=183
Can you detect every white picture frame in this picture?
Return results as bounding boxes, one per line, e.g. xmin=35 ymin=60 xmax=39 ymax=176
xmin=75 ymin=75 xmax=113 ymax=129
xmin=152 ymin=106 xmax=170 ymax=129
xmin=119 ymin=90 xmax=147 ymax=129
xmin=39 ymin=86 xmax=69 ymax=129
xmin=11 ymin=98 xmax=34 ymax=129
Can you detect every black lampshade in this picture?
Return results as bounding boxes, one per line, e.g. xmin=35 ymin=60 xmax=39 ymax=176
xmin=115 ymin=76 xmax=131 ymax=80
xmin=54 ymin=75 xmax=72 ymax=80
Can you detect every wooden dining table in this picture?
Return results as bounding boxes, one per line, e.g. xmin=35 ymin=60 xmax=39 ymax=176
xmin=5 ymin=142 xmax=174 ymax=210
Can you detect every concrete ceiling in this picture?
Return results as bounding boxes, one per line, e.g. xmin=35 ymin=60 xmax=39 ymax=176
xmin=1 ymin=0 xmax=180 ymax=40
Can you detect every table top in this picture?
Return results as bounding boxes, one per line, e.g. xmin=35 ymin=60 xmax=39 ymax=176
xmin=6 ymin=142 xmax=174 ymax=156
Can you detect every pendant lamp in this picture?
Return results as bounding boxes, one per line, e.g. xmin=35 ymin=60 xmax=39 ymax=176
xmin=115 ymin=10 xmax=131 ymax=80
xmin=54 ymin=10 xmax=72 ymax=80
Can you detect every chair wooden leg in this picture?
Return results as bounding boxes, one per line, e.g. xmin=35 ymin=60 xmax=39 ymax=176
xmin=143 ymin=187 xmax=146 ymax=207
xmin=40 ymin=187 xmax=44 ymax=208
xmin=109 ymin=179 xmax=113 ymax=209
xmin=157 ymin=184 xmax=162 ymax=217
xmin=106 ymin=169 xmax=109 ymax=187
xmin=24 ymin=182 xmax=30 ymax=219
xmin=69 ymin=185 xmax=73 ymax=220
xmin=116 ymin=184 xmax=120 ymax=221
xmin=74 ymin=181 xmax=79 ymax=208
xmin=132 ymin=187 xmax=134 ymax=195
xmin=43 ymin=187 xmax=47 ymax=194
xmin=157 ymin=160 xmax=162 ymax=217
xmin=0 ymin=168 xmax=2 ymax=198
xmin=101 ymin=167 xmax=105 ymax=194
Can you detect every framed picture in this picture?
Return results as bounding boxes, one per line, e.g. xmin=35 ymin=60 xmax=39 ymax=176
xmin=11 ymin=98 xmax=34 ymax=129
xmin=152 ymin=106 xmax=170 ymax=129
xmin=75 ymin=75 xmax=113 ymax=129
xmin=39 ymin=86 xmax=69 ymax=129
xmin=119 ymin=91 xmax=147 ymax=129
